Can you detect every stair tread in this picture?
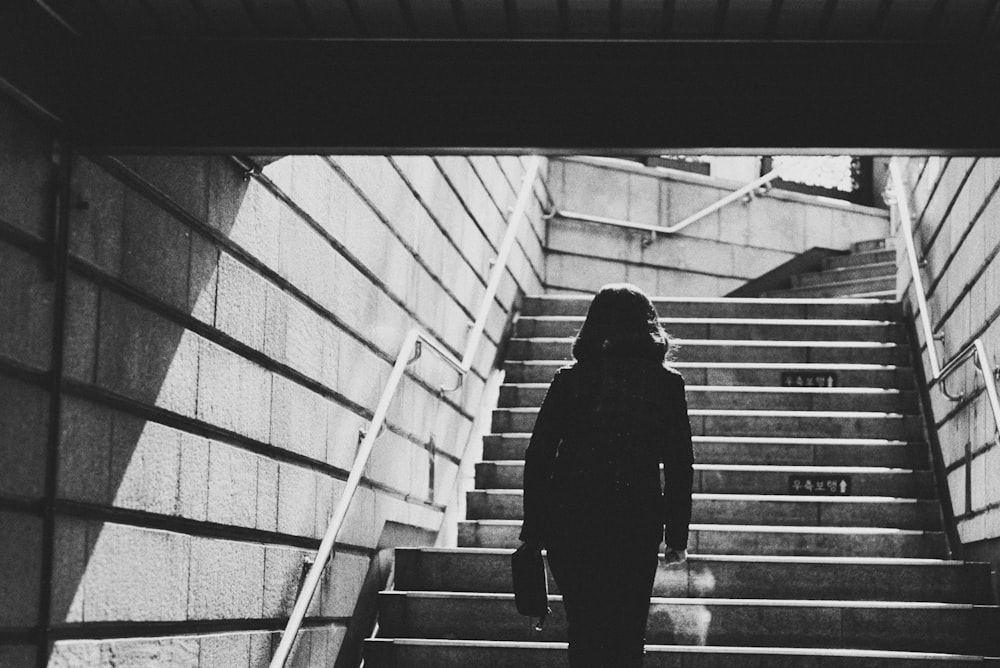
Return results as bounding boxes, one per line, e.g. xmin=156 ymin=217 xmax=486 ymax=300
xmin=488 ymin=433 xmax=920 ymax=445
xmin=465 ymin=518 xmax=941 ymax=533
xmin=366 ymin=638 xmax=996 ymax=662
xmin=508 ymin=360 xmax=906 ymax=367
xmin=525 ymin=295 xmax=899 ymax=305
xmin=398 ymin=547 xmax=974 ymax=567
xmin=505 ymin=383 xmax=904 ymax=393
xmin=472 ymin=489 xmax=934 ymax=503
xmin=383 ymin=590 xmax=996 ymax=610
xmin=482 ymin=462 xmax=926 ymax=474
xmin=498 ymin=406 xmax=914 ymax=417
xmin=512 ymin=336 xmax=904 ymax=348
xmin=516 ymin=316 xmax=899 ymax=326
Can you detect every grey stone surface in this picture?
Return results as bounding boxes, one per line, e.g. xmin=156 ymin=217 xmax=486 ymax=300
xmin=63 ymin=275 xmax=99 ymax=383
xmin=0 ymin=511 xmax=42 ymax=625
xmin=96 ymin=291 xmax=198 ymax=416
xmin=0 ymin=244 xmax=53 ymax=371
xmin=0 ymin=376 xmax=48 ymax=500
xmin=121 ymin=188 xmax=192 ymax=311
xmin=109 ymin=417 xmax=182 ymax=515
xmin=57 ymin=396 xmax=112 ymax=504
xmin=188 ymin=537 xmax=264 ymax=619
xmin=81 ymin=523 xmax=190 ymax=622
xmin=196 ymin=338 xmax=272 ymax=441
xmin=0 ymin=97 xmax=50 ymax=239
xmin=69 ymin=157 xmax=125 ymax=274
xmin=205 ymin=440 xmax=258 ymax=529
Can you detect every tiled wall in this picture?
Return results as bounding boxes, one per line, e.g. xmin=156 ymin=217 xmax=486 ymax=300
xmin=0 ymin=96 xmax=545 ymax=666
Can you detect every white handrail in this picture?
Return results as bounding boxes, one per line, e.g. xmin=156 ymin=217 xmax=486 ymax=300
xmin=551 ymin=167 xmax=782 ymax=240
xmin=269 ymin=155 xmax=542 ymax=667
xmin=889 ymin=160 xmax=942 ymax=377
xmin=888 ymin=158 xmax=1000 ymax=444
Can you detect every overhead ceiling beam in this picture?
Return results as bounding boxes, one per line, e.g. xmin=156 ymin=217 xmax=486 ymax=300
xmin=63 ymin=39 xmax=1000 ymax=153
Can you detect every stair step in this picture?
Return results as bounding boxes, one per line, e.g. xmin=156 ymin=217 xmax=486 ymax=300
xmin=507 ymin=338 xmax=910 ymax=365
xmin=499 ymin=384 xmax=917 ymax=412
xmin=824 ymin=248 xmax=897 ymax=269
xmin=765 ymin=276 xmax=896 ymax=299
xmin=491 ymin=408 xmax=923 ymax=440
xmin=475 ymin=462 xmax=935 ymax=497
xmin=514 ymin=316 xmax=904 ymax=342
xmin=466 ymin=491 xmax=942 ymax=530
xmin=394 ymin=549 xmax=993 ymax=604
xmin=794 ymin=262 xmax=897 ymax=288
xmin=521 ymin=296 xmax=901 ymax=320
xmin=483 ymin=434 xmax=930 ymax=468
xmin=366 ymin=638 xmax=1000 ymax=667
xmin=503 ymin=360 xmax=914 ymax=388
xmin=457 ymin=521 xmax=948 ymax=557
xmin=376 ymin=591 xmax=1000 ymax=655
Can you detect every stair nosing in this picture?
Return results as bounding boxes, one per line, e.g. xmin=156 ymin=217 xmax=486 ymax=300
xmin=462 ymin=519 xmax=942 ymax=536
xmin=487 ymin=433 xmax=920 ymax=446
xmin=471 ymin=489 xmax=935 ymax=504
xmin=381 ymin=590 xmax=992 ymax=610
xmin=396 ymin=547 xmax=973 ymax=567
xmin=365 ymin=638 xmax=994 ymax=661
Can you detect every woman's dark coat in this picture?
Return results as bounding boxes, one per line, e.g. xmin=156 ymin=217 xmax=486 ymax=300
xmin=519 ymin=356 xmax=694 ymax=550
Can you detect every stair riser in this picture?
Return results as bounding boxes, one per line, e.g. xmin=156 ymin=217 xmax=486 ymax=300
xmin=503 ymin=363 xmax=914 ymax=388
xmin=395 ymin=551 xmax=992 ymax=603
xmin=483 ymin=437 xmax=929 ymax=469
xmin=491 ymin=411 xmax=923 ymax=440
xmin=499 ymin=386 xmax=917 ymax=412
xmin=795 ymin=263 xmax=896 ymax=288
xmin=457 ymin=523 xmax=947 ymax=558
xmin=378 ymin=596 xmax=998 ymax=655
xmin=465 ymin=493 xmax=942 ymax=530
xmin=475 ymin=463 xmax=935 ymax=498
xmin=365 ymin=642 xmax=1000 ymax=667
xmin=825 ymin=249 xmax=896 ymax=270
xmin=521 ymin=299 xmax=902 ymax=320
xmin=507 ymin=340 xmax=910 ymax=365
xmin=768 ymin=278 xmax=897 ymax=299
xmin=514 ymin=320 xmax=905 ymax=342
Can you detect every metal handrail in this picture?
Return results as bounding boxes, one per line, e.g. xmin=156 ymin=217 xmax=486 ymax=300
xmin=269 ymin=156 xmax=541 ymax=667
xmin=888 ymin=158 xmax=1000 ymax=443
xmin=550 ymin=167 xmax=782 ymax=242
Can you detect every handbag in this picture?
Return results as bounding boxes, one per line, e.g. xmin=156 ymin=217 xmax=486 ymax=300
xmin=511 ymin=543 xmax=550 ymax=631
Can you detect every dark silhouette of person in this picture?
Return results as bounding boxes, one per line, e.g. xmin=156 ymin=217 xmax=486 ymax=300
xmin=519 ymin=283 xmax=694 ymax=668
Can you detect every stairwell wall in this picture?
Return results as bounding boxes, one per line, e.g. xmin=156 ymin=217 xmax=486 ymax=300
xmin=0 ymin=95 xmax=546 ymax=666
xmin=545 ymin=157 xmax=890 ymax=296
xmin=896 ymin=157 xmax=1000 ymax=598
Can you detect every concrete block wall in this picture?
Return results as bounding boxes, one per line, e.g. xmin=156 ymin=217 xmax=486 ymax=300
xmin=0 ymin=95 xmax=545 ymax=666
xmin=897 ymin=156 xmax=1000 ymax=595
xmin=545 ymin=157 xmax=890 ymax=296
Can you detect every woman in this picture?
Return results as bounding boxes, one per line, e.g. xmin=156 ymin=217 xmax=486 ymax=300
xmin=519 ymin=283 xmax=694 ymax=668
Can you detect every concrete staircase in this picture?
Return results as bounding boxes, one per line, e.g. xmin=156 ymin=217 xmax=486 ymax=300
xmin=764 ymin=238 xmax=897 ymax=299
xmin=367 ymin=295 xmax=1000 ymax=666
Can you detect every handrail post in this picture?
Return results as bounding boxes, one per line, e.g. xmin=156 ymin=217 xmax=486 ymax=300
xmin=461 ymin=155 xmax=541 ymax=370
xmin=974 ymin=340 xmax=1000 ymax=442
xmin=269 ymin=329 xmax=422 ymax=668
xmin=889 ymin=158 xmax=941 ymax=377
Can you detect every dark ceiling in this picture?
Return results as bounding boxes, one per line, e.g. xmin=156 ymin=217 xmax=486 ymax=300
xmin=32 ymin=0 xmax=1000 ymax=42
xmin=4 ymin=0 xmax=1000 ymax=152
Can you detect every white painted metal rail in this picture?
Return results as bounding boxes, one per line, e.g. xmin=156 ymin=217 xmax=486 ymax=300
xmin=888 ymin=159 xmax=1000 ymax=443
xmin=551 ymin=167 xmax=782 ymax=242
xmin=269 ymin=156 xmax=541 ymax=667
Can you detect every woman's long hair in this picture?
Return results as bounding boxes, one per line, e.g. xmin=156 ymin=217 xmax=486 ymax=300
xmin=572 ymin=283 xmax=673 ymax=363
